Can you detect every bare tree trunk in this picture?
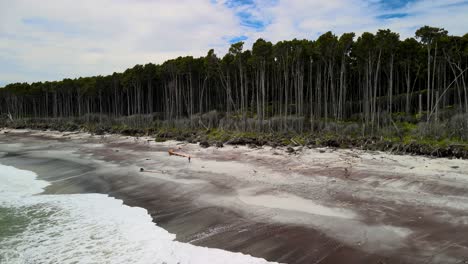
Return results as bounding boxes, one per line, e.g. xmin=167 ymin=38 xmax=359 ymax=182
xmin=389 ymin=54 xmax=394 ymax=113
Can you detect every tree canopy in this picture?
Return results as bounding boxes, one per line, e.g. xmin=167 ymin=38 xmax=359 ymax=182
xmin=1 ymin=26 xmax=467 ymax=135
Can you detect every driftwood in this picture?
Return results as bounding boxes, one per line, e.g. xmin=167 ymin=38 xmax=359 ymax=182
xmin=168 ymin=148 xmax=191 ymax=162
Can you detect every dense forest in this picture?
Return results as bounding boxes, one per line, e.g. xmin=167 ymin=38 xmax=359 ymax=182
xmin=1 ymin=26 xmax=468 ymax=153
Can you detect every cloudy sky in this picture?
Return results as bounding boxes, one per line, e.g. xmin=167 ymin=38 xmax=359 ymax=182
xmin=1 ymin=0 xmax=467 ymax=86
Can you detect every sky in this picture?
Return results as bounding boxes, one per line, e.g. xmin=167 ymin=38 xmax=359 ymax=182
xmin=0 ymin=0 xmax=467 ymax=87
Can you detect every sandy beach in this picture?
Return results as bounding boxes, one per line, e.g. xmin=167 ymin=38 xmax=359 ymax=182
xmin=1 ymin=129 xmax=468 ymax=264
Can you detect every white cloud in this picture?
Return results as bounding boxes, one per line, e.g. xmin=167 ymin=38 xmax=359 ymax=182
xmin=0 ymin=0 xmax=240 ymax=84
xmin=248 ymin=0 xmax=468 ymax=43
xmin=380 ymin=0 xmax=468 ymax=37
xmin=0 ymin=0 xmax=467 ymax=85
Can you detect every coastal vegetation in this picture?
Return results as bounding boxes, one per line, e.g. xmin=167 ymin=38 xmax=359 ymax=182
xmin=1 ymin=26 xmax=468 ymax=157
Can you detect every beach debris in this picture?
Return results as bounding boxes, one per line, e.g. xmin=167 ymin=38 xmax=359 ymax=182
xmin=199 ymin=141 xmax=210 ymax=148
xmin=451 ymin=166 xmax=459 ymax=169
xmin=291 ymin=138 xmax=299 ymax=146
xmin=286 ymin=147 xmax=295 ymax=154
xmin=168 ymin=148 xmax=192 ymax=162
xmin=140 ymin=168 xmax=144 ymax=172
xmin=344 ymin=168 xmax=351 ymax=178
xmin=325 ymin=139 xmax=340 ymax=148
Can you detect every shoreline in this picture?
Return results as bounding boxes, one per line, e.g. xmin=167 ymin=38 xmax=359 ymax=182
xmin=2 ymin=122 xmax=468 ymax=159
xmin=1 ymin=129 xmax=468 ymax=263
xmin=0 ymin=163 xmax=273 ymax=264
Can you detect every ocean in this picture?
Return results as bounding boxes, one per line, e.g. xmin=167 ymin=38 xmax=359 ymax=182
xmin=0 ymin=164 xmax=271 ymax=264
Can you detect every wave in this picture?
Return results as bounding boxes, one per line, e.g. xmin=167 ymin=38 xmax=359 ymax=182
xmin=0 ymin=164 xmax=273 ymax=264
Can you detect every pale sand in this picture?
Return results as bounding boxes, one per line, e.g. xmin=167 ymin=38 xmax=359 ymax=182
xmin=1 ymin=128 xmax=468 ymax=263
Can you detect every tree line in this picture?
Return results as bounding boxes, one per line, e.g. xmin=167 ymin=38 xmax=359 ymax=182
xmin=1 ymin=26 xmax=467 ymax=135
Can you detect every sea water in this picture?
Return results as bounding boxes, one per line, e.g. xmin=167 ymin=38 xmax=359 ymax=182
xmin=0 ymin=164 xmax=271 ymax=264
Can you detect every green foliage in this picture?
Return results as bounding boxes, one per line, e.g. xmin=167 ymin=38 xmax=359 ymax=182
xmin=415 ymin=26 xmax=448 ymax=46
xmin=206 ymin=128 xmax=231 ymax=142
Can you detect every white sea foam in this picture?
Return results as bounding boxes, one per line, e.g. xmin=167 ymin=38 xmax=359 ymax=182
xmin=0 ymin=164 xmax=273 ymax=264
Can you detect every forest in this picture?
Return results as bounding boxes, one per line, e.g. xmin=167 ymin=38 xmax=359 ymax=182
xmin=1 ymin=26 xmax=468 ymax=156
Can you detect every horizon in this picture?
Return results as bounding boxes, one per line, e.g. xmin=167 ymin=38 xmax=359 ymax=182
xmin=1 ymin=0 xmax=468 ymax=87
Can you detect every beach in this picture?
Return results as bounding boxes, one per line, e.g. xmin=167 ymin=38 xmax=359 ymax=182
xmin=1 ymin=129 xmax=468 ymax=263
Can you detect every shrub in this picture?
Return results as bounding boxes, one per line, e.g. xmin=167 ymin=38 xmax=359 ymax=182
xmin=448 ymin=113 xmax=468 ymax=140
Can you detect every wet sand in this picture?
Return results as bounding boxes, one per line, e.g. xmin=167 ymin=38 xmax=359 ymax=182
xmin=1 ymin=129 xmax=468 ymax=263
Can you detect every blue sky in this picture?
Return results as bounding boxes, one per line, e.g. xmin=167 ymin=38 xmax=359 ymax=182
xmin=1 ymin=0 xmax=467 ymax=87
